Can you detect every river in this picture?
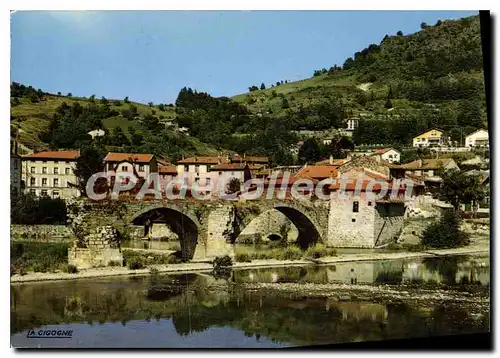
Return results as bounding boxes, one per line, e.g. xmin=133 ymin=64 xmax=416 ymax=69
xmin=11 ymin=254 xmax=490 ymax=348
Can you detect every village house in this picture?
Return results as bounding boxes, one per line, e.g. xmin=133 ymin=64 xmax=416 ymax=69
xmin=103 ymin=152 xmax=158 ymax=181
xmin=412 ymin=129 xmax=444 ymax=148
xmin=230 ymin=154 xmax=269 ymax=168
xmin=327 ymin=173 xmax=407 ymax=248
xmin=22 ymin=150 xmax=80 ymax=199
xmin=209 ymin=163 xmax=252 ymax=193
xmin=10 ymin=141 xmax=21 ymax=196
xmin=402 ymin=158 xmax=459 ymax=194
xmin=465 ymin=129 xmax=489 ymax=148
xmin=346 ymin=148 xmax=401 ymax=164
xmin=156 ymin=161 xmax=178 ymax=188
xmin=176 ymin=156 xmax=230 ymax=186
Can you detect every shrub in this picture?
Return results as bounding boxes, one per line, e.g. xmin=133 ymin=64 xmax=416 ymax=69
xmin=235 ymin=252 xmax=252 ymax=263
xmin=66 ymin=264 xmax=78 ymax=273
xmin=212 ymin=255 xmax=233 ymax=278
xmin=127 ymin=257 xmax=146 ymax=270
xmin=422 ymin=210 xmax=470 ymax=248
xmin=304 ymin=244 xmax=337 ymax=259
xmin=108 ymin=260 xmax=122 ymax=267
xmin=149 ymin=267 xmax=159 ymax=275
xmin=278 ymin=246 xmax=303 ymax=261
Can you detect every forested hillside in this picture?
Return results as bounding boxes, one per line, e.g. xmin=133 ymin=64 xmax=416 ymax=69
xmin=11 ymin=14 xmax=487 ymax=165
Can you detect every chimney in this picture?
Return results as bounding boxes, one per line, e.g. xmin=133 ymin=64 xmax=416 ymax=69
xmin=329 ymin=155 xmax=333 ymax=165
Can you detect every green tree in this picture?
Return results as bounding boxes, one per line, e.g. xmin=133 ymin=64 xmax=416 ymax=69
xmin=281 ymin=97 xmax=290 ymax=109
xmin=89 ymin=94 xmax=96 ymax=102
xmin=148 ymin=101 xmax=154 ymax=107
xmin=67 ymin=93 xmax=72 ymax=97
xmin=226 ymin=178 xmax=241 ymax=194
xmin=421 ymin=210 xmax=469 ymax=248
xmin=298 ymin=138 xmax=322 ymax=164
xmin=438 ymin=168 xmax=486 ymax=212
xmin=397 ymin=30 xmax=403 ymax=36
xmin=101 ymin=96 xmax=108 ymax=105
xmin=420 ymin=22 xmax=428 ymax=29
xmin=72 ymin=143 xmax=107 ymax=196
xmin=124 ymin=96 xmax=130 ymax=104
xmin=260 ymin=83 xmax=266 ymax=90
xmin=110 ymin=127 xmax=131 ymax=147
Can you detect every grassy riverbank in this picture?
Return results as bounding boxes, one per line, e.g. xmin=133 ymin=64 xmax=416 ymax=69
xmin=11 ymin=242 xmax=71 ymax=275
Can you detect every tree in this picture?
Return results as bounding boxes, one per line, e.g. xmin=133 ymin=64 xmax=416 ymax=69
xmin=281 ymin=97 xmax=290 ymax=109
xmin=148 ymin=101 xmax=154 ymax=107
xmin=397 ymin=31 xmax=403 ymax=36
xmin=110 ymin=127 xmax=130 ymax=147
xmin=89 ymin=94 xmax=96 ymax=102
xmin=421 ymin=210 xmax=469 ymax=248
xmin=436 ymin=19 xmax=443 ymax=26
xmin=298 ymin=138 xmax=322 ymax=164
xmin=438 ymin=168 xmax=486 ymax=212
xmin=124 ymin=96 xmax=130 ymax=104
xmin=72 ymin=143 xmax=107 ymax=196
xmin=226 ymin=178 xmax=241 ymax=194
xmin=420 ymin=22 xmax=428 ymax=29
xmin=158 ymin=103 xmax=165 ymax=111
xmin=260 ymin=83 xmax=266 ymax=90
xmin=67 ymin=93 xmax=72 ymax=97
xmin=101 ymin=96 xmax=108 ymax=105
xmin=57 ymin=92 xmax=61 ymax=96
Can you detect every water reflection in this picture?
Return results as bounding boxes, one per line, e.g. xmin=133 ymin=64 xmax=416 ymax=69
xmin=11 ymin=255 xmax=490 ymax=348
xmin=234 ymin=255 xmax=490 ymax=286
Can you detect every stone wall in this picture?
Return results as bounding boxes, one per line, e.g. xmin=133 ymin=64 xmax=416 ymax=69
xmin=373 ymin=202 xmax=406 ymax=247
xmin=328 ymin=193 xmax=376 ymax=248
xmin=10 ymin=225 xmax=72 ymax=242
xmin=68 ymin=226 xmax=123 ymax=269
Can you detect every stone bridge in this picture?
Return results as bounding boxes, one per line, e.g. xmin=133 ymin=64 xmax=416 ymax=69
xmin=81 ymin=194 xmax=406 ymax=260
xmin=82 ymin=197 xmax=330 ymax=260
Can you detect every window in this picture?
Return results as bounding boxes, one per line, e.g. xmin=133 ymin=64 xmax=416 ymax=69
xmin=53 ymin=191 xmax=60 ymax=198
xmin=54 ymin=178 xmax=59 ymax=187
xmin=368 ymin=201 xmax=372 ymax=206
xmin=353 ymin=201 xmax=359 ymax=213
xmin=108 ymin=163 xmax=114 ymax=171
xmin=184 ymin=165 xmax=189 ymax=172
xmin=194 ymin=165 xmax=199 ymax=173
xmin=30 ymin=178 xmax=36 ymax=186
xmin=30 ymin=189 xmax=36 ymax=196
xmin=14 ymin=161 xmax=18 ymax=169
xmin=65 ymin=168 xmax=70 ymax=175
xmin=121 ymin=166 xmax=128 ymax=172
xmin=41 ymin=189 xmax=48 ymax=197
xmin=195 ymin=177 xmax=200 ymax=183
xmin=54 ymin=161 xmax=59 ymax=164
xmin=54 ymin=167 xmax=59 ymax=174
xmin=206 ymin=178 xmax=211 ymax=186
xmin=139 ymin=165 xmax=144 ymax=172
xmin=352 ymin=218 xmax=356 ymax=222
xmin=42 ymin=178 xmax=47 ymax=186
xmin=31 ymin=167 xmax=35 ymax=174
xmin=42 ymin=167 xmax=47 ymax=174
xmin=388 ymin=154 xmax=393 ymax=159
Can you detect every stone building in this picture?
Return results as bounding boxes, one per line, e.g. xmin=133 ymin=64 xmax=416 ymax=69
xmin=22 ymin=150 xmax=80 ymax=199
xmin=176 ymin=156 xmax=230 ymax=186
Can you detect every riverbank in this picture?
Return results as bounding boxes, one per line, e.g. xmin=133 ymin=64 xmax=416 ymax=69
xmin=11 ymin=244 xmax=489 ymax=284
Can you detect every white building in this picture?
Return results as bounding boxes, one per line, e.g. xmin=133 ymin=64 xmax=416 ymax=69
xmin=465 ymin=129 xmax=489 ymax=148
xmin=372 ymin=148 xmax=401 ymax=163
xmin=104 ymin=152 xmax=158 ymax=181
xmin=22 ymin=150 xmax=80 ymax=199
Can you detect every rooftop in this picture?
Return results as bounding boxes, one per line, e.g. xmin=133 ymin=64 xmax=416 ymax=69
xmin=177 ymin=156 xmax=230 ymax=165
xmin=295 ymin=165 xmax=338 ymax=180
xmin=23 ymin=150 xmax=80 ymax=160
xmin=104 ymin=152 xmax=154 ymax=163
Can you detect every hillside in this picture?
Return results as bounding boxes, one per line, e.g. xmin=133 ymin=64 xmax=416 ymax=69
xmin=231 ymin=15 xmax=487 ymax=146
xmin=10 ymin=86 xmax=221 ymax=161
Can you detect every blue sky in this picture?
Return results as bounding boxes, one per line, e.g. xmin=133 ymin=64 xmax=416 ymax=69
xmin=11 ymin=10 xmax=479 ymax=104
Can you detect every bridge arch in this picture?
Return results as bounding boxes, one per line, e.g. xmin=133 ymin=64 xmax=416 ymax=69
xmin=235 ymin=205 xmax=322 ymax=249
xmin=130 ymin=205 xmax=201 ymax=259
xmin=273 ymin=204 xmax=321 ymax=249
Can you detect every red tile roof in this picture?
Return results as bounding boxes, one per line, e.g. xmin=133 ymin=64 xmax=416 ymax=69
xmin=374 ymin=148 xmax=397 ymax=155
xmin=23 ymin=150 xmax=80 ymax=160
xmin=104 ymin=152 xmax=154 ymax=163
xmin=158 ymin=164 xmax=177 ymax=174
xmin=177 ymin=156 xmax=229 ymax=164
xmin=295 ymin=165 xmax=339 ymax=180
xmin=231 ymin=154 xmax=269 ymax=164
xmin=211 ymin=163 xmax=248 ymax=171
